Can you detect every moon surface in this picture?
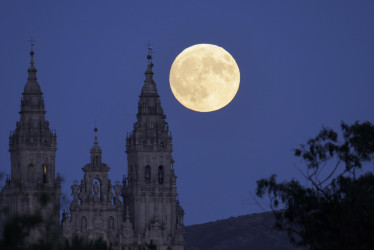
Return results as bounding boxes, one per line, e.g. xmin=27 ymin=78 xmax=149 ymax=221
xmin=169 ymin=44 xmax=240 ymax=112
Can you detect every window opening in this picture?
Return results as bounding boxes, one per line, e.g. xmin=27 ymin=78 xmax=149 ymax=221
xmin=158 ymin=166 xmax=164 ymax=184
xmin=42 ymin=164 xmax=47 ymax=183
xmin=145 ymin=166 xmax=151 ymax=184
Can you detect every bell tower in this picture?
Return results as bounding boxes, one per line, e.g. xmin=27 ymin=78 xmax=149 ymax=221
xmin=124 ymin=49 xmax=184 ymax=249
xmin=0 ymin=49 xmax=60 ymax=239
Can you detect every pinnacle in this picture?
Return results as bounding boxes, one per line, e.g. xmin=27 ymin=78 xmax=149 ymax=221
xmin=141 ymin=61 xmax=158 ymax=96
xmin=27 ymin=50 xmax=37 ymax=81
xmin=24 ymin=49 xmax=42 ymax=94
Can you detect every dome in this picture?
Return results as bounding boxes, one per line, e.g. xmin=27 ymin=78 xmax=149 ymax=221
xmin=90 ymin=143 xmax=102 ymax=154
xmin=141 ymin=62 xmax=159 ymax=96
xmin=24 ymin=80 xmax=42 ymax=93
xmin=141 ymin=81 xmax=158 ymax=95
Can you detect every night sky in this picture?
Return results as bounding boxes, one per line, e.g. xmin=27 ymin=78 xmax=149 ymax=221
xmin=1 ymin=1 xmax=373 ymax=226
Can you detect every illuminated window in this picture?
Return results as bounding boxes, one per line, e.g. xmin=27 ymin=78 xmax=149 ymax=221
xmin=43 ymin=164 xmax=47 ymax=183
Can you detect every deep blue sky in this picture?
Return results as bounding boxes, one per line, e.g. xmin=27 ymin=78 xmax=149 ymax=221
xmin=1 ymin=1 xmax=373 ymax=225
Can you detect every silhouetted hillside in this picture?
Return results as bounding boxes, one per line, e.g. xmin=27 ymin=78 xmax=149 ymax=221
xmin=185 ymin=212 xmax=299 ymax=250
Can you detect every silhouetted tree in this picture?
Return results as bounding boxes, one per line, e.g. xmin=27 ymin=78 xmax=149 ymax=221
xmin=0 ymin=175 xmax=113 ymax=250
xmin=256 ymin=121 xmax=374 ymax=249
xmin=0 ymin=215 xmax=113 ymax=250
xmin=0 ymin=214 xmax=43 ymax=250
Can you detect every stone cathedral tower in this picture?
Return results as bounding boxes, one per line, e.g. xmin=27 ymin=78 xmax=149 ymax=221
xmin=123 ymin=51 xmax=185 ymax=249
xmin=0 ymin=50 xmax=61 ymax=239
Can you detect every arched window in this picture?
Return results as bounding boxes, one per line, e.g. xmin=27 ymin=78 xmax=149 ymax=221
xmin=81 ymin=216 xmax=87 ymax=232
xmin=158 ymin=166 xmax=164 ymax=184
xmin=28 ymin=164 xmax=35 ymax=183
xmin=42 ymin=164 xmax=47 ymax=183
xmin=145 ymin=166 xmax=151 ymax=184
xmin=108 ymin=216 xmax=114 ymax=230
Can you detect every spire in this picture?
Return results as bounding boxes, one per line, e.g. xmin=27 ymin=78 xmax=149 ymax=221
xmin=24 ymin=49 xmax=42 ymax=94
xmin=27 ymin=37 xmax=37 ymax=81
xmin=141 ymin=45 xmax=158 ymax=96
xmin=27 ymin=50 xmax=37 ymax=81
xmin=19 ymin=48 xmax=45 ymax=116
xmin=145 ymin=46 xmax=153 ymax=80
xmin=90 ymin=127 xmax=102 ymax=167
xmin=84 ymin=127 xmax=110 ymax=172
xmin=126 ymin=46 xmax=171 ymax=153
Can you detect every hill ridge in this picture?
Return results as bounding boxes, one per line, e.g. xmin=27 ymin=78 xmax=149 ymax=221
xmin=185 ymin=211 xmax=299 ymax=250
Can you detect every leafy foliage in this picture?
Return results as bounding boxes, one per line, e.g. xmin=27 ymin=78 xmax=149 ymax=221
xmin=0 ymin=214 xmax=43 ymax=250
xmin=0 ymin=177 xmax=113 ymax=250
xmin=0 ymin=214 xmax=113 ymax=250
xmin=256 ymin=121 xmax=374 ymax=249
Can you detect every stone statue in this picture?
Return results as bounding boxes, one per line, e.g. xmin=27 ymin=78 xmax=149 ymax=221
xmin=93 ymin=181 xmax=100 ymax=200
xmin=78 ymin=180 xmax=87 ymax=202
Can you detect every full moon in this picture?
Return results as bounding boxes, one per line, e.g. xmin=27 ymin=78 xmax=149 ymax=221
xmin=169 ymin=44 xmax=240 ymax=112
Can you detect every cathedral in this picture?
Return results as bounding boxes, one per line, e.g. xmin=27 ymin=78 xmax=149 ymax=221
xmin=0 ymin=49 xmax=185 ymax=250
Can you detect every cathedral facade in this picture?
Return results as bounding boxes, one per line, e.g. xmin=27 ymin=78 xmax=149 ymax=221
xmin=0 ymin=50 xmax=184 ymax=250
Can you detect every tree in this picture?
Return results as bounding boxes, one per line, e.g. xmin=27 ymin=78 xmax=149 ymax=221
xmin=0 ymin=175 xmax=113 ymax=250
xmin=0 ymin=214 xmax=113 ymax=250
xmin=256 ymin=121 xmax=374 ymax=250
